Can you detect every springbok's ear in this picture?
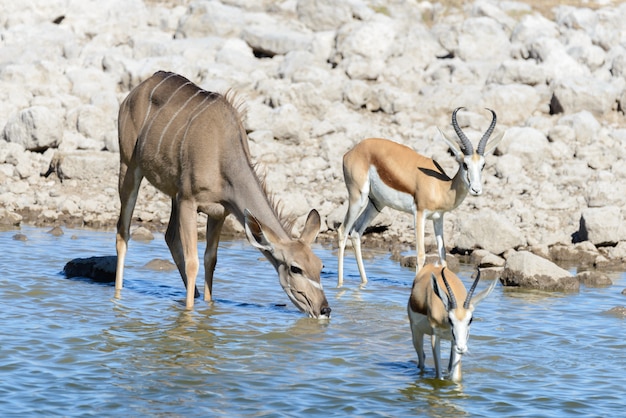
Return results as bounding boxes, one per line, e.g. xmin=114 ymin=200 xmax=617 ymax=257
xmin=244 ymin=209 xmax=279 ymax=253
xmin=299 ymin=209 xmax=321 ymax=244
xmin=431 ymin=273 xmax=450 ymax=311
xmin=483 ymin=131 xmax=505 ymax=156
xmin=471 ymin=277 xmax=499 ymax=306
xmin=437 ymin=128 xmax=464 ymax=161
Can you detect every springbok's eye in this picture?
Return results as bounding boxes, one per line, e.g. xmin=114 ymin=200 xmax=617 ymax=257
xmin=290 ymin=265 xmax=303 ymax=275
xmin=469 ymin=317 xmax=474 ymax=325
xmin=462 ymin=162 xmax=468 ymax=171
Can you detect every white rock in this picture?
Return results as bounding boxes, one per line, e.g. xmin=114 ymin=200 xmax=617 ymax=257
xmin=2 ymin=106 xmax=62 ymax=151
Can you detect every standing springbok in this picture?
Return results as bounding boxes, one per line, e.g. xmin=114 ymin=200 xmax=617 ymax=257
xmin=115 ymin=70 xmax=331 ymax=319
xmin=337 ymin=107 xmax=503 ymax=287
xmin=408 ymin=264 xmax=497 ymax=382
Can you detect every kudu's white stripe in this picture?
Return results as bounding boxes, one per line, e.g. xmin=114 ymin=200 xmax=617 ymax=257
xmin=156 ymin=88 xmax=203 ymax=155
xmin=179 ymin=98 xmax=218 ymax=160
xmin=142 ymin=81 xmax=193 ymax=154
xmin=141 ymin=72 xmax=178 ymax=129
xmin=169 ymin=95 xmax=212 ymax=156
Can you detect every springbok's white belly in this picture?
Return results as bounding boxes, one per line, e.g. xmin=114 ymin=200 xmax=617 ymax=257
xmin=368 ymin=166 xmax=415 ymax=213
xmin=408 ymin=308 xmax=452 ymax=340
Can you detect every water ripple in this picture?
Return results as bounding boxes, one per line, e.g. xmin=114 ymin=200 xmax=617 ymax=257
xmin=0 ymin=226 xmax=625 ymax=416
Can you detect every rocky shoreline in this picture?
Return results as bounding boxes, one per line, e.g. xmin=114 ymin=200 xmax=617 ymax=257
xmin=2 ymin=0 xmax=626 ymax=294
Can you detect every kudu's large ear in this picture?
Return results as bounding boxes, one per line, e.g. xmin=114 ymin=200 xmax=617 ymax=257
xmin=437 ymin=128 xmax=464 ymax=161
xmin=470 ymin=276 xmax=499 ymax=306
xmin=299 ymin=209 xmax=321 ymax=244
xmin=431 ymin=272 xmax=450 ymax=311
xmin=244 ymin=209 xmax=280 ymax=253
xmin=482 ymin=131 xmax=505 ymax=156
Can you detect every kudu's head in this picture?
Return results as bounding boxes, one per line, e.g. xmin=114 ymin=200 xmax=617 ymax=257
xmin=244 ymin=209 xmax=331 ymax=319
xmin=439 ymin=107 xmax=503 ymax=196
xmin=431 ymin=268 xmax=497 ymax=355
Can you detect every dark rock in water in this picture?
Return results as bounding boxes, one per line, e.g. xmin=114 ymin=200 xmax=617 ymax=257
xmin=604 ymin=306 xmax=626 ymax=318
xmin=13 ymin=233 xmax=27 ymax=241
xmin=144 ymin=258 xmax=176 ymax=271
xmin=576 ymin=271 xmax=612 ymax=288
xmin=48 ymin=226 xmax=64 ymax=236
xmin=63 ymin=256 xmax=117 ymax=283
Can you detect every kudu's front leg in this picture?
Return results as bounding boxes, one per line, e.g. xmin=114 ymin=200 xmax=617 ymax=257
xmin=115 ymin=164 xmax=143 ymax=293
xmin=203 ymin=216 xmax=225 ymax=302
xmin=165 ymin=198 xmax=200 ymax=308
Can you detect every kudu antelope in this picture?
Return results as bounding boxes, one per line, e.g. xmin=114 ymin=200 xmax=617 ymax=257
xmin=337 ymin=107 xmax=503 ymax=287
xmin=115 ymin=71 xmax=331 ymax=318
xmin=408 ymin=264 xmax=497 ymax=382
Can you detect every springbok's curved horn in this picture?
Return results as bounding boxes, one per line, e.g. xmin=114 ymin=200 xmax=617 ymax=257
xmin=463 ymin=269 xmax=481 ymax=309
xmin=476 ymin=109 xmax=497 ymax=155
xmin=441 ymin=268 xmax=458 ymax=310
xmin=452 ymin=107 xmax=473 ymax=156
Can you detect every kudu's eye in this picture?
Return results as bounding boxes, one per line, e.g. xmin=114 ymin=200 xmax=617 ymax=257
xmin=290 ymin=265 xmax=303 ymax=275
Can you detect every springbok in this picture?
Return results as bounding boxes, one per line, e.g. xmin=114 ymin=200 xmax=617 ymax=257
xmin=408 ymin=264 xmax=497 ymax=382
xmin=337 ymin=107 xmax=503 ymax=287
xmin=115 ymin=70 xmax=331 ymax=318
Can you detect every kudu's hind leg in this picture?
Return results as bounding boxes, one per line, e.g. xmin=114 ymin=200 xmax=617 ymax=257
xmin=115 ymin=164 xmax=143 ymax=292
xmin=203 ymin=216 xmax=225 ymax=302
xmin=165 ymin=198 xmax=200 ymax=308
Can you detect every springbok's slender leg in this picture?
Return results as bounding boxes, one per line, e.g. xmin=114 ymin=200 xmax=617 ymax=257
xmin=431 ymin=334 xmax=442 ymax=379
xmin=449 ymin=347 xmax=462 ymax=382
xmin=351 ymin=201 xmax=380 ymax=285
xmin=411 ymin=327 xmax=426 ymax=372
xmin=433 ymin=216 xmax=447 ymax=268
xmin=165 ymin=198 xmax=200 ymax=307
xmin=203 ymin=215 xmax=225 ymax=302
xmin=338 ymin=194 xmax=368 ymax=287
xmin=115 ymin=164 xmax=143 ymax=292
xmin=415 ymin=210 xmax=427 ymax=271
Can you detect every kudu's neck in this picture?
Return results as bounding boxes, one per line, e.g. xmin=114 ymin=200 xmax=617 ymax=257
xmin=226 ymin=163 xmax=291 ymax=242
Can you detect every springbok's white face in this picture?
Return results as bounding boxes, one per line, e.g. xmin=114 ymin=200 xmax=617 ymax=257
xmin=461 ymin=154 xmax=486 ymax=196
xmin=440 ymin=107 xmax=502 ymax=198
xmin=447 ymin=305 xmax=474 ymax=354
xmin=432 ymin=269 xmax=498 ymax=356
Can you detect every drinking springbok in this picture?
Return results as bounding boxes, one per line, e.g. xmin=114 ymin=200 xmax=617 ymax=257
xmin=337 ymin=107 xmax=503 ymax=287
xmin=115 ymin=70 xmax=331 ymax=318
xmin=408 ymin=264 xmax=497 ymax=382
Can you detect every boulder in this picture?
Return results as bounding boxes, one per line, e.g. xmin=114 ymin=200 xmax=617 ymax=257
xmin=454 ymin=209 xmax=526 ymax=255
xmin=44 ymin=151 xmax=119 ymax=181
xmin=551 ymin=76 xmax=620 ymax=117
xmin=2 ymin=106 xmax=62 ymax=151
xmin=501 ymin=251 xmax=579 ymax=292
xmin=578 ymin=206 xmax=625 ymax=247
xmin=296 ymin=0 xmax=353 ymax=31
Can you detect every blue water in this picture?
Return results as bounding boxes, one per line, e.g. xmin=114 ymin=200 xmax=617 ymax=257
xmin=0 ymin=226 xmax=625 ymax=417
